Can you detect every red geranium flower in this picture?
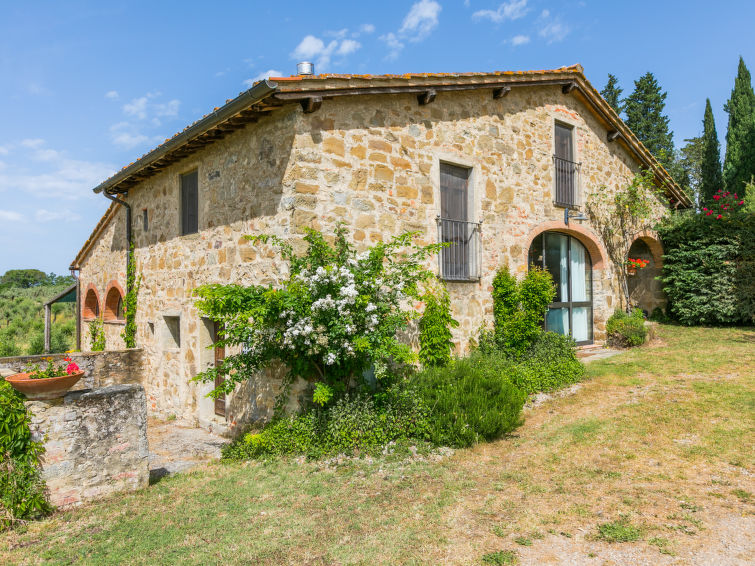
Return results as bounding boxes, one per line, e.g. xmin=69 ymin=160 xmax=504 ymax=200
xmin=716 ymin=214 xmax=723 ymax=219
xmin=706 ymin=211 xmax=713 ymax=216
xmin=713 ymin=195 xmax=721 ymax=200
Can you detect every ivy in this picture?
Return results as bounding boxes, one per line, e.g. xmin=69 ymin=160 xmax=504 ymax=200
xmin=88 ymin=318 xmax=105 ymax=352
xmin=121 ymin=243 xmax=141 ymax=349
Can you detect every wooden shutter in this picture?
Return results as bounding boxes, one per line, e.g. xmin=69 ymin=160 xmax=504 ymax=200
xmin=440 ymin=163 xmax=469 ymax=221
xmin=181 ymin=171 xmax=199 ymax=234
xmin=555 ymin=123 xmax=573 ymax=160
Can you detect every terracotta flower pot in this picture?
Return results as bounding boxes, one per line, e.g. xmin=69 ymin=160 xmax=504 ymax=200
xmin=4 ymin=371 xmax=85 ymax=401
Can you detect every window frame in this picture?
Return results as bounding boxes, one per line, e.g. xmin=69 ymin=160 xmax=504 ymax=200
xmin=180 ymin=169 xmax=199 ymax=235
xmin=552 ymin=120 xmax=581 ymax=209
xmin=437 ymin=160 xmax=480 ymax=282
xmin=528 ymin=231 xmax=593 ymax=345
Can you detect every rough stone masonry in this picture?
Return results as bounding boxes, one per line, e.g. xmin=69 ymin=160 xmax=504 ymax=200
xmin=25 ymin=384 xmax=149 ymax=508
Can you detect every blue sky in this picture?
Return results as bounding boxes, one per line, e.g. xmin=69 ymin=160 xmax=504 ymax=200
xmin=1 ymin=0 xmax=754 ymax=275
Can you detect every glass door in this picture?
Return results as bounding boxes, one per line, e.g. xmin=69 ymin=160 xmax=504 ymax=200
xmin=529 ymin=232 xmax=593 ymax=344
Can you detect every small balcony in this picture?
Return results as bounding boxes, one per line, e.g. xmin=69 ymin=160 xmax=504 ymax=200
xmin=553 ymin=155 xmax=581 ymax=207
xmin=436 ymin=217 xmax=482 ymax=281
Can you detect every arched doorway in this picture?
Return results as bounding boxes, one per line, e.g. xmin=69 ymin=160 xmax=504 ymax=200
xmin=529 ymin=231 xmax=593 ymax=344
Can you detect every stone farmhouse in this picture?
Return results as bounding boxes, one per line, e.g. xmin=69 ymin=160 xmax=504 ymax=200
xmin=70 ymin=64 xmax=691 ymax=431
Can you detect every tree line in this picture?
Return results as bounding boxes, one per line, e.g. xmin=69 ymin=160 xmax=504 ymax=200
xmin=600 ymin=57 xmax=755 ymax=210
xmin=0 ymin=270 xmax=76 ymax=357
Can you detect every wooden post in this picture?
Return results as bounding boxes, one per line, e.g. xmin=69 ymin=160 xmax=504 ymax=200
xmin=44 ymin=304 xmax=51 ymax=353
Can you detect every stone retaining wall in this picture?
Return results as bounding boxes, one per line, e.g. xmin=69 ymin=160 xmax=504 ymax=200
xmin=0 ymin=349 xmax=144 ymax=391
xmin=25 ymin=384 xmax=149 ymax=508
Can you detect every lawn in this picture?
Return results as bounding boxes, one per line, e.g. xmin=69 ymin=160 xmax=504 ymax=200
xmin=2 ymin=325 xmax=753 ymax=565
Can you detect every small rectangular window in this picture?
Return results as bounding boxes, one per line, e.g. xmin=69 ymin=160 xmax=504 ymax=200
xmin=438 ymin=163 xmax=479 ymax=280
xmin=142 ymin=208 xmax=149 ymax=232
xmin=162 ymin=315 xmax=181 ymax=349
xmin=180 ymin=170 xmax=198 ymax=235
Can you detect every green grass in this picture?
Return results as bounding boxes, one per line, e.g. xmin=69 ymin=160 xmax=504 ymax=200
xmin=1 ymin=325 xmax=753 ymax=564
xmin=596 ymin=517 xmax=643 ymax=543
xmin=481 ymin=550 xmax=517 ymax=564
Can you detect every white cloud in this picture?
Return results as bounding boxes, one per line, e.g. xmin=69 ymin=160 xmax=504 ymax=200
xmin=0 ymin=210 xmax=24 ymax=222
xmin=359 ymin=23 xmax=375 ymax=34
xmin=154 ymin=99 xmax=180 ymax=118
xmin=21 ymin=138 xmax=45 ymax=149
xmin=399 ymin=0 xmax=442 ymax=41
xmin=473 ymin=0 xmax=529 ymax=23
xmin=35 ymin=209 xmax=82 ymax=223
xmin=380 ymin=1 xmax=442 ymax=60
xmin=290 ymin=33 xmax=362 ymax=71
xmin=538 ymin=17 xmax=569 ymax=43
xmin=109 ymin=122 xmax=162 ymax=149
xmin=105 ymin=90 xmax=119 ymax=100
xmin=123 ymin=96 xmax=149 ymax=119
xmin=380 ymin=32 xmax=405 ymax=60
xmin=509 ymin=34 xmax=530 ymax=46
xmin=293 ymin=35 xmax=328 ymax=60
xmin=337 ymin=39 xmax=361 ymax=56
xmin=243 ymin=69 xmax=284 ymax=88
xmin=0 ymin=146 xmax=9 ymax=156
xmin=0 ymin=140 xmax=112 ymax=200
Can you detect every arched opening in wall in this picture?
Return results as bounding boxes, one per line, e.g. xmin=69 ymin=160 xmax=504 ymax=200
xmin=83 ymin=287 xmax=100 ymax=320
xmin=104 ymin=285 xmax=125 ymax=322
xmin=529 ymin=231 xmax=593 ymax=344
xmin=627 ymin=237 xmax=665 ymax=315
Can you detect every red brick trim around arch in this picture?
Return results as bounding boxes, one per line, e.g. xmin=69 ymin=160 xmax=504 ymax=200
xmin=82 ymin=283 xmax=101 ymax=321
xmin=103 ymin=280 xmax=125 ymax=322
xmin=524 ymin=221 xmax=608 ymax=270
xmin=633 ymin=231 xmax=664 ymax=268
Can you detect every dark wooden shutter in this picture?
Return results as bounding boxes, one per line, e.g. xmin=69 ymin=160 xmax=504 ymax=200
xmin=181 ymin=171 xmax=198 ymax=235
xmin=439 ymin=163 xmax=471 ymax=279
xmin=555 ymin=123 xmax=573 ymax=160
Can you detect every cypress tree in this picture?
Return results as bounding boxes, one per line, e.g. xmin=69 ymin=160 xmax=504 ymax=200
xmin=723 ymin=57 xmax=755 ymax=193
xmin=700 ymin=98 xmax=723 ymax=206
xmin=624 ymin=72 xmax=675 ymax=173
xmin=601 ymin=74 xmax=623 ymax=115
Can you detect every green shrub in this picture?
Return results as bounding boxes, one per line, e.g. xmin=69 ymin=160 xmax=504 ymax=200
xmin=491 ymin=266 xmax=555 ymax=358
xmin=88 ymin=319 xmax=106 ymax=352
xmin=511 ymin=332 xmax=585 ymax=394
xmin=658 ymin=212 xmax=755 ymax=325
xmin=418 ymin=284 xmax=458 ymax=368
xmin=412 ymin=358 xmax=525 ymax=448
xmin=0 ymin=378 xmax=52 ymax=529
xmin=223 ymin=384 xmax=431 ymax=460
xmin=606 ymin=309 xmax=647 ymax=348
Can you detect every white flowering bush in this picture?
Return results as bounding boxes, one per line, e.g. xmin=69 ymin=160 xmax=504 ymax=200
xmin=193 ymin=226 xmax=442 ymax=404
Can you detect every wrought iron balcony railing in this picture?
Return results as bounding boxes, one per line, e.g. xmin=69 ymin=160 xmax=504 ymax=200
xmin=553 ymin=155 xmax=581 ymax=207
xmin=436 ymin=217 xmax=482 ymax=281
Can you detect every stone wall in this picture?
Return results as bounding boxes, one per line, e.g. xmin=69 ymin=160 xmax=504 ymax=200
xmin=76 ymin=84 xmax=669 ymax=426
xmin=25 ymin=384 xmax=149 ymax=508
xmin=0 ymin=349 xmax=144 ymax=391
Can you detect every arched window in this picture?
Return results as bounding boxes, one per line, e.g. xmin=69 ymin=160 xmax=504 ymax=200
xmin=104 ymin=284 xmax=125 ymax=322
xmin=529 ymin=231 xmax=593 ymax=344
xmin=83 ymin=287 xmax=100 ymax=320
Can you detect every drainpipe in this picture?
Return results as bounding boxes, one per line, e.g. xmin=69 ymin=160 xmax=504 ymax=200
xmin=103 ymin=192 xmax=132 ymax=295
xmin=70 ymin=267 xmax=81 ymax=351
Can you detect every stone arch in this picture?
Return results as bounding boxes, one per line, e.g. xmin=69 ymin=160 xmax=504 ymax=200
xmin=104 ymin=280 xmax=125 ymax=322
xmin=82 ymin=284 xmax=101 ymax=320
xmin=524 ymin=220 xmax=607 ymax=270
xmin=631 ymin=231 xmax=664 ymax=267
